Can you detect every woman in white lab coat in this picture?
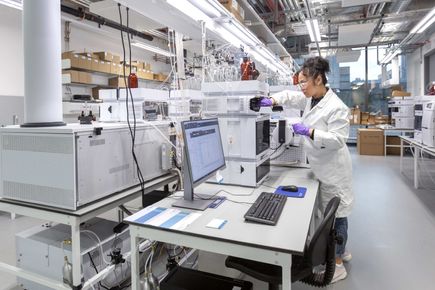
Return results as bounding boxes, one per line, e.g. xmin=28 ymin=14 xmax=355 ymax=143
xmin=255 ymin=57 xmax=354 ymax=283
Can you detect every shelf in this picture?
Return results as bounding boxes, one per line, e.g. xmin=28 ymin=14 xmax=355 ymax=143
xmin=62 ymin=59 xmax=165 ymax=82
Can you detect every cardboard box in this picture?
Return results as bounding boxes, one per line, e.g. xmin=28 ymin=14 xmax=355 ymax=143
xmin=77 ymin=52 xmax=99 ymax=59
xmin=110 ymin=62 xmax=119 ymax=75
xmin=109 ymin=77 xmax=128 ymax=88
xmin=117 ymin=65 xmax=130 ymax=76
xmin=100 ymin=61 xmax=112 ymax=74
xmin=63 ymin=70 xmax=91 ymax=84
xmin=62 ymin=51 xmax=81 ymax=68
xmin=375 ymin=115 xmax=390 ymax=125
xmin=219 ymin=0 xmax=244 ymax=22
xmin=368 ymin=113 xmax=376 ymax=125
xmin=91 ymin=59 xmax=100 ymax=72
xmin=137 ymin=69 xmax=154 ymax=80
xmin=357 ymin=129 xmax=384 ymax=156
xmin=77 ymin=56 xmax=92 ymax=70
xmin=63 ymin=70 xmax=80 ymax=83
xmin=153 ymin=73 xmax=168 ymax=82
xmin=392 ymin=90 xmax=411 ymax=97
xmin=112 ymin=54 xmax=121 ymax=64
xmin=94 ymin=51 xmax=113 ymax=62
xmin=92 ymin=87 xmax=104 ymax=100
xmin=79 ymin=71 xmax=92 ymax=84
xmin=386 ymin=136 xmax=401 ymax=155
xmin=350 ymin=108 xmax=361 ymax=124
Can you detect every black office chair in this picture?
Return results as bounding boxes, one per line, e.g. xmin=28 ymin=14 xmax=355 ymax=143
xmin=225 ymin=196 xmax=341 ymax=290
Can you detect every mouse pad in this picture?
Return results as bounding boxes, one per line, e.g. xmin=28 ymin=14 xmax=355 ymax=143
xmin=275 ymin=186 xmax=307 ymax=198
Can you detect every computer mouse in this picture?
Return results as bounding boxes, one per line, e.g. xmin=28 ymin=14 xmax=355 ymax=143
xmin=282 ymin=185 xmax=298 ymax=192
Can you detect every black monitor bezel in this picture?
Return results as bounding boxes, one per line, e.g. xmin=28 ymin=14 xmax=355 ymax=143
xmin=181 ymin=118 xmax=226 ymax=186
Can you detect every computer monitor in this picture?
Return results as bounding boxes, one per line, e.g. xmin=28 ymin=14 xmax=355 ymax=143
xmin=172 ymin=118 xmax=226 ymax=210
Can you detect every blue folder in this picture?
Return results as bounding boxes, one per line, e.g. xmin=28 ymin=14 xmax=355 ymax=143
xmin=275 ymin=186 xmax=307 ymax=198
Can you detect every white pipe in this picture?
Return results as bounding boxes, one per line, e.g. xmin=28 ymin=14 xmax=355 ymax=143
xmin=82 ymin=239 xmax=153 ymax=290
xmin=22 ymin=0 xmax=64 ymax=126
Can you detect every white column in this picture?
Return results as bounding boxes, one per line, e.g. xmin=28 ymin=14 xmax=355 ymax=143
xmin=22 ymin=0 xmax=65 ymax=127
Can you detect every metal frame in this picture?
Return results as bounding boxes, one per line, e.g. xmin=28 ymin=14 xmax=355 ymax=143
xmin=127 ymin=168 xmax=320 ymax=290
xmin=0 ymin=173 xmax=178 ymax=289
xmin=129 ymin=224 xmax=293 ymax=290
xmin=383 ymin=129 xmax=414 ymax=156
xmin=399 ymin=136 xmax=435 ymax=189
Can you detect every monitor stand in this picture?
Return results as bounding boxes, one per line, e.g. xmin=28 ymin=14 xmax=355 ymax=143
xmin=172 ymin=155 xmax=215 ymax=211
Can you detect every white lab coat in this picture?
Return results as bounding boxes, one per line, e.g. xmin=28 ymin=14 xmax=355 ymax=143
xmin=271 ymin=88 xmax=354 ymax=217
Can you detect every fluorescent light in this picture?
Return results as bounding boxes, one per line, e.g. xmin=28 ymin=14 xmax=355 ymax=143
xmin=190 ymin=0 xmax=221 ymax=18
xmin=380 ymin=49 xmax=400 ymax=64
xmin=305 ymin=19 xmax=321 ymax=42
xmin=132 ymin=41 xmax=174 ymax=57
xmin=305 ymin=20 xmax=315 ymax=42
xmin=417 ymin=15 xmax=435 ymax=33
xmin=0 ymin=0 xmax=22 ymax=10
xmin=410 ymin=7 xmax=435 ymax=34
xmin=214 ymin=26 xmax=243 ymax=47
xmin=223 ymin=22 xmax=257 ymax=47
xmin=167 ymin=0 xmax=213 ymax=27
xmin=312 ymin=19 xmax=321 ymax=42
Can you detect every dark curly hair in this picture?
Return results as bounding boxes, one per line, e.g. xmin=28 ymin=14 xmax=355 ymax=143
xmin=301 ymin=57 xmax=330 ymax=85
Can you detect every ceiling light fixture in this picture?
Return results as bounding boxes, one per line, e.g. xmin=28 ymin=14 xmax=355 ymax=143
xmin=167 ymin=0 xmax=291 ymax=75
xmin=410 ymin=7 xmax=435 ymax=34
xmin=0 ymin=0 xmax=22 ymax=10
xmin=380 ymin=49 xmax=400 ymax=64
xmin=132 ymin=41 xmax=174 ymax=57
xmin=167 ymin=0 xmax=213 ymax=27
xmin=305 ymin=19 xmax=321 ymax=42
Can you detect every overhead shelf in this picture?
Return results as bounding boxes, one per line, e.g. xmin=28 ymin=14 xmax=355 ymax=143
xmin=61 ymin=59 xmax=166 ymax=83
xmin=94 ymin=0 xmax=293 ymax=75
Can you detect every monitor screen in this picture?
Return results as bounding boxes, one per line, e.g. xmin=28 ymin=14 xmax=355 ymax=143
xmin=182 ymin=118 xmax=225 ymax=184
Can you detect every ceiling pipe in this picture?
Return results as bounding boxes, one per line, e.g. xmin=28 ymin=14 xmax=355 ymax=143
xmin=60 ymin=5 xmax=153 ymax=41
xmin=291 ymin=0 xmax=304 ymax=22
xmin=369 ymin=3 xmax=378 ymax=17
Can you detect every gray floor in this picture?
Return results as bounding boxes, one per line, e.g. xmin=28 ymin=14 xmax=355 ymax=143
xmin=198 ymin=146 xmax=435 ymax=290
xmin=1 ymin=147 xmax=435 ymax=290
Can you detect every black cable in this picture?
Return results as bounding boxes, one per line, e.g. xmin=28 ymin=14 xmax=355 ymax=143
xmin=87 ymin=252 xmax=110 ymax=290
xmin=126 ymin=6 xmax=146 ymax=197
xmin=126 ymin=7 xmax=146 ymax=194
xmin=118 ymin=4 xmax=145 ymax=197
xmin=260 ymin=183 xmax=278 ymax=190
xmin=165 ymin=246 xmax=185 ymax=259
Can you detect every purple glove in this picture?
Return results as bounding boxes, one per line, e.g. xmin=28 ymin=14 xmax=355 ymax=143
xmin=292 ymin=123 xmax=311 ymax=136
xmin=260 ymin=98 xmax=273 ymax=107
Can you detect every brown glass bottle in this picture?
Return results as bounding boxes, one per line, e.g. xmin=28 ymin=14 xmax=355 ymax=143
xmin=128 ymin=67 xmax=138 ymax=88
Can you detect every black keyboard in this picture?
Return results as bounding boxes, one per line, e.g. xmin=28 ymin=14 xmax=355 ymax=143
xmin=244 ymin=192 xmax=287 ymax=225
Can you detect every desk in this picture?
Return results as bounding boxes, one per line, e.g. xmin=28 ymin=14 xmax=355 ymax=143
xmin=400 ymin=136 xmax=435 ymax=188
xmin=126 ymin=167 xmax=319 ymax=290
xmin=0 ymin=173 xmax=177 ymax=290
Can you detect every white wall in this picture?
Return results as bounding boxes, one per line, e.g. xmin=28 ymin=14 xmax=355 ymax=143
xmin=0 ymin=6 xmax=24 ymax=96
xmin=0 ymin=6 xmax=172 ymax=123
xmin=407 ymin=31 xmax=435 ymax=96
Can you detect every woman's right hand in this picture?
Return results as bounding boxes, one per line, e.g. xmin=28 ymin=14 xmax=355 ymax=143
xmin=249 ymin=97 xmax=273 ymax=111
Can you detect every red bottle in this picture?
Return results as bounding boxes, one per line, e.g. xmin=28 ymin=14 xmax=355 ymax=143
xmin=128 ymin=67 xmax=138 ymax=88
xmin=241 ymin=57 xmax=252 ymax=81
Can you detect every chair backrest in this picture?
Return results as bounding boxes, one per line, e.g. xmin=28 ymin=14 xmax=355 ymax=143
xmin=304 ymin=196 xmax=340 ymax=266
